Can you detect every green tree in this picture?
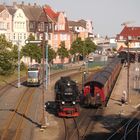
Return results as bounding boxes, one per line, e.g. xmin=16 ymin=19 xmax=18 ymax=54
xmin=0 ymin=35 xmax=18 ymax=75
xmin=48 ymin=45 xmax=56 ymax=64
xmin=57 ymin=41 xmax=69 ymax=64
xmin=21 ymin=34 xmax=42 ymax=63
xmin=83 ymin=37 xmax=96 ymax=57
xmin=69 ymin=37 xmax=84 ymax=62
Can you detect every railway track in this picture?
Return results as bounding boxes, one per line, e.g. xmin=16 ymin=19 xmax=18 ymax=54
xmin=0 ymin=87 xmax=36 ymax=140
xmin=63 ymin=118 xmax=80 ymax=140
xmin=63 ymin=107 xmax=103 ymax=140
xmin=0 ymin=67 xmax=100 ymax=140
xmin=106 ymin=111 xmax=140 ymax=140
xmin=0 ymin=77 xmax=26 ymax=98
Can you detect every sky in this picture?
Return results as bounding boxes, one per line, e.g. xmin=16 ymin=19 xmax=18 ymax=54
xmin=4 ymin=0 xmax=140 ymax=37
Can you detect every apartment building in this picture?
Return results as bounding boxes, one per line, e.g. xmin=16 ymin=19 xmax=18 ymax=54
xmin=116 ymin=26 xmax=140 ymax=51
xmin=68 ymin=19 xmax=94 ymax=42
xmin=44 ymin=5 xmax=71 ymax=63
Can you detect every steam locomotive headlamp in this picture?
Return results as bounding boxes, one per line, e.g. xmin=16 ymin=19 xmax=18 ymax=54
xmin=67 ymin=82 xmax=70 ymax=86
xmin=62 ymin=101 xmax=65 ymax=104
xmin=72 ymin=101 xmax=76 ymax=104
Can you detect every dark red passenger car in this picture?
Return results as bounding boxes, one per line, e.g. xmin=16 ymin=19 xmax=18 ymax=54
xmin=82 ymin=57 xmax=122 ymax=107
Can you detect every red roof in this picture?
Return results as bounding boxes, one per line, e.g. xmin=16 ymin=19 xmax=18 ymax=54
xmin=44 ymin=5 xmax=58 ymax=21
xmin=120 ymin=26 xmax=140 ymax=37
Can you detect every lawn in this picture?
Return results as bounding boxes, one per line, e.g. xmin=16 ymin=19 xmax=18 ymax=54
xmin=0 ymin=70 xmax=26 ymax=86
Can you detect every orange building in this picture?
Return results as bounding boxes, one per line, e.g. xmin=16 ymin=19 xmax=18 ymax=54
xmin=44 ymin=5 xmax=71 ymax=64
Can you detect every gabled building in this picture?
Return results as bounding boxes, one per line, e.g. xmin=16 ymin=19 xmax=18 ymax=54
xmin=116 ymin=26 xmax=140 ymax=51
xmin=68 ymin=19 xmax=94 ymax=42
xmin=6 ymin=4 xmax=27 ymax=46
xmin=17 ymin=2 xmax=48 ymax=42
xmin=44 ymin=5 xmax=71 ymax=63
xmin=0 ymin=5 xmax=12 ymax=41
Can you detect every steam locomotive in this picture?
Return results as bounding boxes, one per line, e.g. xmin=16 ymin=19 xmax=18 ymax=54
xmin=82 ymin=57 xmax=122 ymax=107
xmin=54 ymin=76 xmax=80 ymax=117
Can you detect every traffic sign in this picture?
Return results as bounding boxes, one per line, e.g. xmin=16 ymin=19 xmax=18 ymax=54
xmin=25 ymin=40 xmax=42 ymax=44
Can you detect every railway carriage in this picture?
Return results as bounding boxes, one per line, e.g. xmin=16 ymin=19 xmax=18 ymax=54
xmin=55 ymin=76 xmax=80 ymax=117
xmin=82 ymin=57 xmax=122 ymax=107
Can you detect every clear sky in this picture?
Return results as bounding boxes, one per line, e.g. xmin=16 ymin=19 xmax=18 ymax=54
xmin=5 ymin=0 xmax=140 ymax=37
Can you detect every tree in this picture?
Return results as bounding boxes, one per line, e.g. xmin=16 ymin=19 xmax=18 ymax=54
xmin=69 ymin=37 xmax=84 ymax=62
xmin=21 ymin=34 xmax=42 ymax=63
xmin=57 ymin=41 xmax=69 ymax=64
xmin=0 ymin=35 xmax=18 ymax=75
xmin=83 ymin=37 xmax=96 ymax=57
xmin=48 ymin=45 xmax=56 ymax=64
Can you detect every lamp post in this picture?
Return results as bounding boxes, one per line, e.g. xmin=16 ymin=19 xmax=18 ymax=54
xmin=16 ymin=39 xmax=21 ymax=88
xmin=125 ymin=36 xmax=131 ymax=103
xmin=17 ymin=42 xmax=20 ymax=88
xmin=40 ymin=33 xmax=47 ymax=129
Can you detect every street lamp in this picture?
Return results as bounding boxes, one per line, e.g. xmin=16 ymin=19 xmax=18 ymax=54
xmin=125 ymin=36 xmax=131 ymax=103
xmin=15 ymin=39 xmax=21 ymax=88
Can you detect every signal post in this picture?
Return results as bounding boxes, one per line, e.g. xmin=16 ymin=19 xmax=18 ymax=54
xmin=25 ymin=37 xmax=48 ymax=130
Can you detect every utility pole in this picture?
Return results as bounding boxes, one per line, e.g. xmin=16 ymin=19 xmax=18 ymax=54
xmin=127 ymin=41 xmax=130 ymax=103
xmin=17 ymin=41 xmax=20 ymax=88
xmin=40 ymin=33 xmax=47 ymax=130
xmin=25 ymin=38 xmax=48 ymax=129
xmin=125 ymin=36 xmax=131 ymax=104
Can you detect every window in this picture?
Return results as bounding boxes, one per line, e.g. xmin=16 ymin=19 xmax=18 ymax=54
xmin=55 ymin=25 xmax=58 ymax=30
xmin=49 ymin=23 xmax=52 ymax=30
xmin=60 ymin=34 xmax=67 ymax=41
xmin=38 ymin=22 xmax=44 ymax=31
xmin=7 ymin=23 xmax=10 ymax=29
xmin=54 ymin=34 xmax=58 ymax=40
xmin=0 ymin=22 xmax=4 ymax=29
xmin=29 ymin=22 xmax=35 ymax=29
xmin=13 ymin=33 xmax=16 ymax=40
xmin=24 ymin=33 xmax=26 ymax=39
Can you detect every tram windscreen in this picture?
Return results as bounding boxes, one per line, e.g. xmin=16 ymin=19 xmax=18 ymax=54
xmin=28 ymin=71 xmax=38 ymax=78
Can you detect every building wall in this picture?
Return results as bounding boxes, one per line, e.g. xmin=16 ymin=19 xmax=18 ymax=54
xmin=12 ymin=8 xmax=28 ymax=46
xmin=0 ymin=9 xmax=12 ymax=41
xmin=48 ymin=12 xmax=71 ymax=64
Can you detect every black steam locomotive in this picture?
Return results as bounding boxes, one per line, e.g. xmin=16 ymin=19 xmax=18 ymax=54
xmin=54 ymin=76 xmax=80 ymax=117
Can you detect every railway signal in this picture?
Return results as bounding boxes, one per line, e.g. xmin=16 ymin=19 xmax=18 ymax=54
xmin=25 ymin=40 xmax=42 ymax=44
xmin=25 ymin=37 xmax=49 ymax=129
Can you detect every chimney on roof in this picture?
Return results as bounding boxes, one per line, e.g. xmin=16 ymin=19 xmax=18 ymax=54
xmin=28 ymin=3 xmax=31 ymax=6
xmin=34 ymin=3 xmax=37 ymax=6
xmin=13 ymin=2 xmax=17 ymax=6
xmin=21 ymin=1 xmax=24 ymax=5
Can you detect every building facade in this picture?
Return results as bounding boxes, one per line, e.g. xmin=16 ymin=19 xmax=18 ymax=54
xmin=44 ymin=5 xmax=71 ymax=63
xmin=116 ymin=26 xmax=140 ymax=51
xmin=0 ymin=5 xmax=12 ymax=41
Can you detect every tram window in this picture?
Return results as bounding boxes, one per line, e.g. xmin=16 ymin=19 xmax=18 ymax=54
xmin=28 ymin=71 xmax=38 ymax=78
